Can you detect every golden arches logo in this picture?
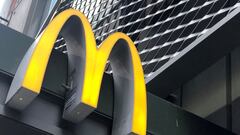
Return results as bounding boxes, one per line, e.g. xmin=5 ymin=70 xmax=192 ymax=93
xmin=5 ymin=9 xmax=147 ymax=135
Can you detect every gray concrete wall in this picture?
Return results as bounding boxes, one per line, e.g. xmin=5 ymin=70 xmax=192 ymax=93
xmin=6 ymin=0 xmax=54 ymax=38
xmin=181 ymin=45 xmax=240 ymax=134
xmin=22 ymin=0 xmax=50 ymax=37
xmin=0 ymin=0 xmax=12 ymax=25
xmin=182 ymin=57 xmax=227 ymax=118
xmin=8 ymin=0 xmax=33 ymax=34
xmin=231 ymin=46 xmax=240 ymax=134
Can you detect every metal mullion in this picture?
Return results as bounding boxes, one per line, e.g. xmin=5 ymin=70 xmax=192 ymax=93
xmin=132 ymin=1 xmax=216 ymax=44
xmin=127 ymin=0 xmax=175 ymax=45
xmin=101 ymin=0 xmax=122 ymax=36
xmin=140 ymin=0 xmax=187 ymax=72
xmin=177 ymin=0 xmax=229 ymax=52
xmin=96 ymin=1 xmax=113 ymax=38
xmin=95 ymin=0 xmax=187 ymax=40
xmin=94 ymin=0 xmax=146 ymax=34
xmin=91 ymin=0 xmax=143 ymax=26
xmin=146 ymin=0 xmax=219 ymax=75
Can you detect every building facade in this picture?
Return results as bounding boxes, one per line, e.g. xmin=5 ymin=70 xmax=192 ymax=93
xmin=0 ymin=0 xmax=240 ymax=134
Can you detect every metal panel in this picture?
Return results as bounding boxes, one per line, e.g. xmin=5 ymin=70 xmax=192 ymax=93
xmin=0 ymin=23 xmax=236 ymax=135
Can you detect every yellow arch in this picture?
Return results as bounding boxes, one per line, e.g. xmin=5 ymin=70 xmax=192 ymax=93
xmin=7 ymin=9 xmax=146 ymax=135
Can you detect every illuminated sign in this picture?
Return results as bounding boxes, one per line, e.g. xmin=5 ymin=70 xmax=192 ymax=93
xmin=5 ymin=9 xmax=146 ymax=135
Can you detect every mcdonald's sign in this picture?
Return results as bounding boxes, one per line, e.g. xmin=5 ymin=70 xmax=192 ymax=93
xmin=5 ymin=9 xmax=147 ymax=135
